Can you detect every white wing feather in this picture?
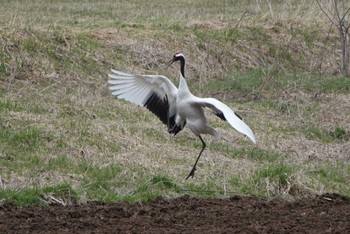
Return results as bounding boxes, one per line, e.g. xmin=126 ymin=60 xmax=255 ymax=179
xmin=197 ymin=97 xmax=256 ymax=144
xmin=108 ymin=69 xmax=178 ymax=107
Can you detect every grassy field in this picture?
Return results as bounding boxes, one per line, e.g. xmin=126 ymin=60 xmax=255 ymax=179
xmin=0 ymin=0 xmax=350 ymax=206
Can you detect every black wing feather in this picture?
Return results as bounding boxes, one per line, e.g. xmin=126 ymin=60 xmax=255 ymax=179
xmin=144 ymin=92 xmax=185 ymax=135
xmin=144 ymin=92 xmax=168 ymax=125
xmin=214 ymin=110 xmax=242 ymax=121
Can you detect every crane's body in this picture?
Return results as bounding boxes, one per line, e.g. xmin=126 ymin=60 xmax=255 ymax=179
xmin=177 ymin=77 xmax=218 ymax=138
xmin=108 ymin=52 xmax=256 ymax=179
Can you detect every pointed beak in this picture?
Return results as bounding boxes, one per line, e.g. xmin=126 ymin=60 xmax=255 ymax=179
xmin=164 ymin=58 xmax=175 ymax=69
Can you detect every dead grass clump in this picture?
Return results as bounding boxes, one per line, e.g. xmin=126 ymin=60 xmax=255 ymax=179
xmin=186 ymin=20 xmax=226 ymax=30
xmin=90 ymin=29 xmax=136 ymax=48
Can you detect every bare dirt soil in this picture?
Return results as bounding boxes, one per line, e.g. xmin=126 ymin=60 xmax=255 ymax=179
xmin=1 ymin=193 xmax=349 ymax=233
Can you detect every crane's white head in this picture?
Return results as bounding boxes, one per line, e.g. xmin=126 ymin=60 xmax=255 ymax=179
xmin=165 ymin=52 xmax=185 ymax=69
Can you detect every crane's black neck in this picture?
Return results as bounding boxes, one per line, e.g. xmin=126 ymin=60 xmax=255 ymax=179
xmin=179 ymin=56 xmax=185 ymax=78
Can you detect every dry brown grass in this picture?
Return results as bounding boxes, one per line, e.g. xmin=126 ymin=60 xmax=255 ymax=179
xmin=0 ymin=1 xmax=349 ymax=204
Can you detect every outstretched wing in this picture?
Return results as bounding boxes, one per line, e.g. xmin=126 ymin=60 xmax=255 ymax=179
xmin=196 ymin=97 xmax=256 ymax=144
xmin=108 ymin=69 xmax=179 ymax=131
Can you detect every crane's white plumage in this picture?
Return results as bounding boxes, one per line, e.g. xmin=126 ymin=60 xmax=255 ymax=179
xmin=108 ymin=52 xmax=256 ymax=179
xmin=108 ymin=69 xmax=177 ymax=106
xmin=198 ymin=97 xmax=256 ymax=143
xmin=108 ymin=69 xmax=179 ymax=128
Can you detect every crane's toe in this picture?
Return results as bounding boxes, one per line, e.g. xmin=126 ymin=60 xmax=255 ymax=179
xmin=186 ymin=167 xmax=196 ymax=180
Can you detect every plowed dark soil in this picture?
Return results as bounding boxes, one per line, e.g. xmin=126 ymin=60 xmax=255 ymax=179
xmin=1 ymin=193 xmax=350 ymax=233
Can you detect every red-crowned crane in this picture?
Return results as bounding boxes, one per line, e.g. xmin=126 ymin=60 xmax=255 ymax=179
xmin=108 ymin=52 xmax=256 ymax=179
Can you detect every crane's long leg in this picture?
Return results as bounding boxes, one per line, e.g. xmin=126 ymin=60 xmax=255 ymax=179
xmin=186 ymin=135 xmax=206 ymax=180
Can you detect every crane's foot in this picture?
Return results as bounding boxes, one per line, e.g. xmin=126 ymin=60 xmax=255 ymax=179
xmin=185 ymin=167 xmax=196 ymax=180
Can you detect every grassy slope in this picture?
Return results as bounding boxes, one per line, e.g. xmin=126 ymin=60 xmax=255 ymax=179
xmin=0 ymin=0 xmax=350 ymax=206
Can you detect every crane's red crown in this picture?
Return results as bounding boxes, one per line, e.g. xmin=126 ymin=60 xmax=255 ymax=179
xmin=174 ymin=52 xmax=185 ymax=58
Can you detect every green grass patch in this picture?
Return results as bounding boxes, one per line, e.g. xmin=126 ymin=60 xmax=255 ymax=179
xmin=259 ymin=100 xmax=297 ymax=115
xmin=104 ymin=175 xmax=184 ymax=203
xmin=322 ymin=76 xmax=350 ymax=93
xmin=208 ymin=143 xmax=284 ymax=162
xmin=232 ymin=147 xmax=284 ymax=162
xmin=183 ymin=180 xmax=224 ymax=196
xmin=201 ymin=69 xmax=263 ymax=98
xmin=0 ymin=124 xmax=42 ymax=151
xmin=0 ymin=88 xmax=6 ymax=96
xmin=201 ymin=71 xmax=350 ymax=101
xmin=308 ymin=162 xmax=350 ymax=195
xmin=46 ymin=155 xmax=72 ymax=171
xmin=142 ymin=128 xmax=167 ymax=141
xmin=295 ymin=74 xmax=350 ymax=93
xmin=0 ymin=98 xmax=23 ymax=112
xmin=249 ymin=164 xmax=295 ymax=196
xmin=79 ymin=162 xmax=125 ymax=201
xmin=134 ymin=175 xmax=181 ymax=194
xmin=253 ymin=164 xmax=293 ymax=186
xmin=302 ymin=125 xmax=349 ymax=143
xmin=0 ymin=183 xmax=78 ymax=207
